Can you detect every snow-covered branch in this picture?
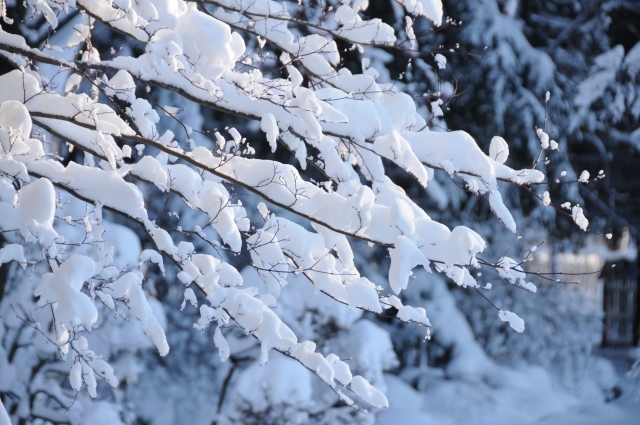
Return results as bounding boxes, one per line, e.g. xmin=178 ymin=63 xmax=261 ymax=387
xmin=0 ymin=0 xmax=596 ymax=422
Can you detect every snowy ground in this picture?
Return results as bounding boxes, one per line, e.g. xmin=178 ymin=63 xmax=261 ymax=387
xmin=377 ymin=350 xmax=640 ymax=425
xmin=535 ymin=397 xmax=640 ymax=425
xmin=536 ymin=349 xmax=640 ymax=425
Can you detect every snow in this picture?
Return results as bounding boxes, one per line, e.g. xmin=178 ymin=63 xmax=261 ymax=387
xmin=34 ymin=255 xmax=99 ymax=340
xmin=260 ymin=113 xmax=279 ymax=152
xmin=70 ymin=361 xmax=83 ymax=391
xmin=498 ymin=310 xmax=525 ymax=333
xmin=0 ymin=244 xmax=26 ymax=268
xmin=374 ymin=266 xmax=634 ymax=424
xmin=67 ymin=23 xmax=90 ymax=47
xmin=537 ymin=128 xmax=550 ymax=149
xmin=326 ymin=353 xmax=353 ymax=386
xmin=80 ymin=401 xmax=126 ymax=425
xmin=0 ymin=0 xmax=616 ymax=422
xmin=489 ymin=136 xmax=509 ymax=163
xmin=345 ymin=278 xmax=383 ymax=312
xmin=0 ymin=99 xmax=32 ymax=140
xmin=579 ymin=170 xmax=590 ymax=183
xmin=388 ymin=235 xmax=429 ymax=294
xmin=334 ymin=5 xmax=396 ymax=45
xmin=181 ymin=288 xmax=198 ymax=310
xmin=490 ymin=190 xmax=516 ymax=232
xmin=397 ymin=305 xmax=431 ymax=326
xmin=104 ymin=272 xmax=170 ymax=356
xmin=0 ymin=177 xmax=57 ymax=249
xmin=81 ymin=358 xmax=98 ymax=397
xmin=213 ymin=326 xmax=230 ymax=362
xmin=535 ymin=401 xmax=640 ymax=425
xmin=351 ymin=375 xmax=389 ymax=408
xmin=246 ymin=230 xmax=288 ymax=297
xmin=396 ymin=0 xmax=444 ymax=25
xmin=104 ymin=70 xmax=137 ymax=103
xmin=377 ymin=365 xmax=616 ymax=425
xmin=572 ymin=205 xmax=589 ymax=231
xmin=374 ymin=131 xmax=428 ymax=185
xmin=92 ymin=358 xmax=119 ymax=387
xmin=231 ymin=355 xmax=313 ymax=415
xmin=31 ymin=161 xmax=148 ymax=220
xmin=127 ymin=99 xmax=160 ymax=139
xmin=139 ymin=249 xmax=165 ymax=275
